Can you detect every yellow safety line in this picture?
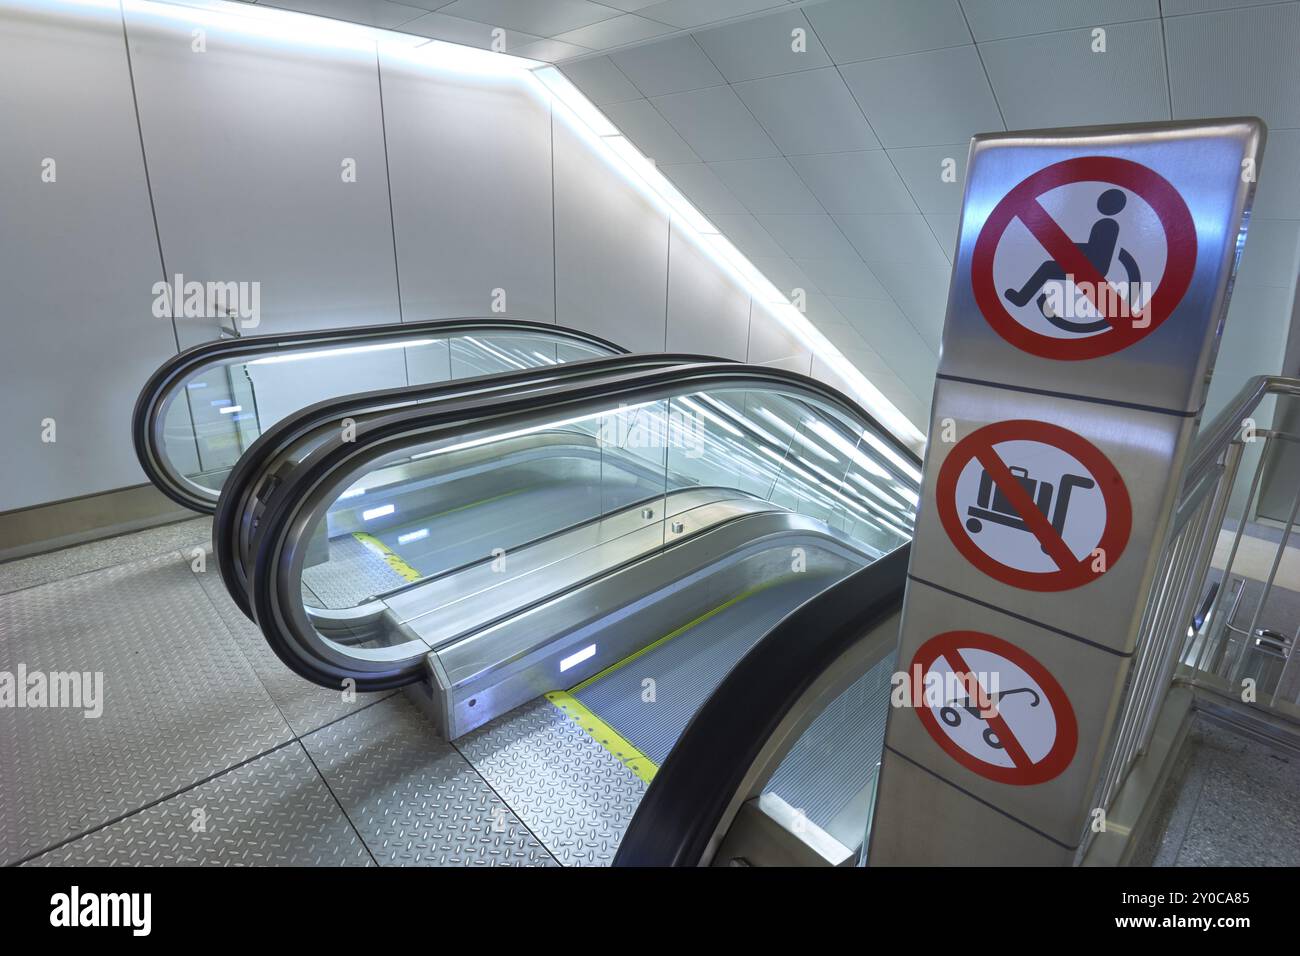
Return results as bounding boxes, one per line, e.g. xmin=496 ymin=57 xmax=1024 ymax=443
xmin=545 ymin=691 xmax=659 ymax=784
xmin=548 ymin=579 xmax=785 ymax=783
xmin=352 ymin=532 xmax=424 ymax=583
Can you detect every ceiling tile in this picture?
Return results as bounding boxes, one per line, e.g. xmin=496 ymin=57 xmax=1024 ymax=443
xmin=755 ymin=214 xmax=859 ymax=259
xmin=981 ymin=20 xmax=1169 ymax=129
xmin=692 ymin=10 xmax=832 ymax=82
xmin=1253 ymin=129 xmax=1300 ymax=220
xmin=821 ymin=347 xmax=929 ymax=427
xmin=510 ymin=37 xmax=592 ymax=61
xmin=1236 ymin=219 xmax=1300 ymax=289
xmin=840 ymin=46 xmax=1003 ymax=148
xmin=660 ymin=162 xmax=748 ymax=214
xmin=263 ymin=0 xmax=434 ymax=30
xmin=604 ymin=99 xmax=700 ymax=164
xmin=398 ymin=11 xmax=539 ymax=47
xmin=1161 ymin=0 xmax=1285 ymax=14
xmin=436 ymin=0 xmax=618 ymax=35
xmin=555 ymin=14 xmax=675 ymax=49
xmin=734 ymin=67 xmax=879 ymax=155
xmin=864 ymin=259 xmax=950 ymax=349
xmin=610 ymin=35 xmax=725 ymax=96
xmin=748 ymin=256 xmax=823 ymax=297
xmin=834 ymin=214 xmax=950 ymax=271
xmin=925 ymin=213 xmax=961 ymax=259
xmin=959 ymin=0 xmax=1160 ymax=41
xmin=709 ymin=213 xmax=787 ymax=259
xmin=804 ymin=0 xmax=971 ymax=64
xmin=887 ymin=143 xmax=969 ymax=215
xmin=827 ymin=296 xmax=939 ymax=394
xmin=559 ymin=55 xmax=642 ymax=104
xmin=597 ymin=0 xmax=665 ymax=11
xmin=709 ymin=157 xmax=823 ymax=214
xmin=650 ymin=86 xmax=779 ymax=161
xmin=788 ymin=151 xmax=917 ymax=215
xmin=1166 ymin=2 xmax=1300 ymax=129
xmin=793 ymin=257 xmax=889 ymax=299
xmin=636 ymin=0 xmax=786 ymax=30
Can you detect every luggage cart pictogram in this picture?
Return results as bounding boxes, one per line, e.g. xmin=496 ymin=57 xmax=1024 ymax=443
xmin=939 ymin=687 xmax=1042 ymax=750
xmin=964 ymin=465 xmax=1095 ymax=552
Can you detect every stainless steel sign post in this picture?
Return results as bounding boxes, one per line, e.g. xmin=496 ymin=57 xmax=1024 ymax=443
xmin=869 ymin=119 xmax=1264 ymax=865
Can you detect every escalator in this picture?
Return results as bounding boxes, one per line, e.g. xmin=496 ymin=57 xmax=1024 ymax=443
xmin=216 ymin=356 xmax=920 ymax=862
xmin=133 ymin=317 xmax=626 ymax=513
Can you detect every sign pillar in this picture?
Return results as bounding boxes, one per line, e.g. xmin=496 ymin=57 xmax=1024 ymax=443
xmin=869 ymin=119 xmax=1265 ymax=865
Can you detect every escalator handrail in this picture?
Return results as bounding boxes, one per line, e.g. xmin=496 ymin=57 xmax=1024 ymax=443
xmin=133 ymin=317 xmax=627 ymax=512
xmin=247 ymin=362 xmax=919 ymax=691
xmin=611 ymin=544 xmax=910 ymax=867
xmin=213 ymin=353 xmax=714 ymax=618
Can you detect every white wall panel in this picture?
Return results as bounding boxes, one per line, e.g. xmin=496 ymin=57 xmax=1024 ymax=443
xmin=552 ymin=112 xmax=669 ymax=351
xmin=665 ymin=222 xmax=751 ymax=359
xmin=747 ymin=303 xmax=812 ymax=373
xmin=380 ymin=43 xmax=555 ymax=322
xmin=124 ymin=0 xmax=400 ymax=347
xmin=0 ymin=0 xmax=176 ymax=511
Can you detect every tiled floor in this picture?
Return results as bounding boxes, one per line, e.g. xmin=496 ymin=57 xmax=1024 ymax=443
xmin=0 ymin=524 xmax=642 ymax=867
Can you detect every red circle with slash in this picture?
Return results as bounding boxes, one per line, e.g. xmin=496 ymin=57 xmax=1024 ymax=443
xmin=911 ymin=631 xmax=1078 ymax=785
xmin=936 ymin=420 xmax=1131 ymax=591
xmin=971 ymin=156 xmax=1197 ymax=360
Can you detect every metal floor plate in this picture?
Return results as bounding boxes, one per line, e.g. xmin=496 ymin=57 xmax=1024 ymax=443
xmin=26 ymin=743 xmax=373 ymax=867
xmin=0 ymin=550 xmax=292 ymax=865
xmin=303 ymin=696 xmax=557 ymax=866
xmin=456 ymin=698 xmax=647 ymax=866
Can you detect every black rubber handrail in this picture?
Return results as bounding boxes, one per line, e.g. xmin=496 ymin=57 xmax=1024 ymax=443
xmin=213 ymin=353 xmax=711 ymax=618
xmin=611 ymin=544 xmax=910 ymax=867
xmin=247 ymin=361 xmax=919 ymax=690
xmin=133 ymin=317 xmax=626 ymax=513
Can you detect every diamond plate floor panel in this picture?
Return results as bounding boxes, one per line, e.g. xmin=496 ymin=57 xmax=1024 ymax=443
xmin=192 ymin=555 xmax=394 ymax=737
xmin=303 ymin=696 xmax=557 ymax=866
xmin=25 ymin=743 xmax=372 ymax=867
xmin=457 ymin=698 xmax=647 ymax=866
xmin=0 ymin=551 xmax=292 ymax=865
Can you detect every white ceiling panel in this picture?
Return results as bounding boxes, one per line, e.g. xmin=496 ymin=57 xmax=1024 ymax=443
xmin=834 ymin=214 xmax=950 ymax=271
xmin=959 ymin=0 xmax=1160 ymax=41
xmin=610 ymin=35 xmax=725 ymax=96
xmin=597 ymin=0 xmax=664 ymax=11
xmin=925 ymin=213 xmax=961 ymax=259
xmin=708 ymin=157 xmax=823 ymax=214
xmin=636 ymin=0 xmax=786 ymax=31
xmin=693 ymin=10 xmax=831 ymax=82
xmin=559 ymin=55 xmax=642 ymax=104
xmin=793 ymin=257 xmax=890 ymax=299
xmin=555 ymin=14 xmax=675 ymax=49
xmin=437 ymin=0 xmax=617 ymax=35
xmin=840 ymin=46 xmax=1003 ymax=148
xmin=1161 ymin=0 xmax=1285 ymax=14
xmin=749 ymin=256 xmax=824 ymax=297
xmin=748 ymin=301 xmax=813 ymax=372
xmin=399 ymin=11 xmax=539 ymax=47
xmin=604 ymin=99 xmax=701 ymax=164
xmin=827 ymin=296 xmax=938 ymax=392
xmin=980 ymin=20 xmax=1169 ymax=130
xmin=788 ymin=150 xmax=917 ymax=215
xmin=733 ymin=67 xmax=878 ymax=155
xmin=1165 ymin=2 xmax=1300 ymax=129
xmin=512 ymin=37 xmax=593 ymax=60
xmin=1253 ymin=128 xmax=1300 ymax=220
xmin=865 ymin=259 xmax=950 ymax=349
xmin=886 ymin=143 xmax=969 ymax=216
xmin=650 ymin=86 xmax=779 ymax=160
xmin=659 ymin=162 xmax=748 ymax=214
xmin=803 ymin=0 xmax=971 ymax=65
xmin=756 ymin=214 xmax=860 ymax=259
xmin=263 ymin=0 xmax=434 ymax=30
xmin=1236 ymin=219 xmax=1300 ymax=288
xmin=709 ymin=213 xmax=788 ymax=259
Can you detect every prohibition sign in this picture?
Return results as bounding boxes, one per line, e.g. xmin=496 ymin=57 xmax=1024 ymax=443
xmin=972 ymin=156 xmax=1196 ymax=360
xmin=936 ymin=420 xmax=1131 ymax=592
xmin=911 ymin=630 xmax=1078 ymax=785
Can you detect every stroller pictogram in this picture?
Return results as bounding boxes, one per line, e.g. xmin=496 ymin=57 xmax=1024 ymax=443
xmin=940 ymin=687 xmax=1041 ymax=750
xmin=1003 ymin=188 xmax=1143 ymax=333
xmin=964 ymin=465 xmax=1095 ymax=553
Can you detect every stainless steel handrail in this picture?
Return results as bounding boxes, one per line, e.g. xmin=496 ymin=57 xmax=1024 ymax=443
xmin=1087 ymin=374 xmax=1300 ymax=847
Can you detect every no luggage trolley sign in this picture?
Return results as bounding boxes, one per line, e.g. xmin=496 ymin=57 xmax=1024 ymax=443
xmin=911 ymin=630 xmax=1078 ymax=786
xmin=936 ymin=419 xmax=1132 ymax=592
